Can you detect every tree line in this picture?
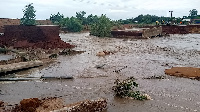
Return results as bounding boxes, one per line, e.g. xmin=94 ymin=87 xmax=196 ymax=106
xmin=21 ymin=3 xmax=199 ymax=37
xmin=50 ymin=11 xmax=112 ymax=37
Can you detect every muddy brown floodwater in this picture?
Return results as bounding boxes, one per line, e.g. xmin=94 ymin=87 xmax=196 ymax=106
xmin=1 ymin=33 xmax=200 ymax=112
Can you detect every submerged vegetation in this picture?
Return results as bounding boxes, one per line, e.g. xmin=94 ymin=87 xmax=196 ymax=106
xmin=0 ymin=48 xmax=10 ymax=54
xmin=112 ymin=77 xmax=148 ymax=100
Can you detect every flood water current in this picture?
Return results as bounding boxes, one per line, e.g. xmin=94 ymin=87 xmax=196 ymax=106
xmin=0 ymin=33 xmax=200 ymax=112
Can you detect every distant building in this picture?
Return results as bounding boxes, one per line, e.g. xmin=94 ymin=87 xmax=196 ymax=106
xmin=182 ymin=19 xmax=190 ymax=22
xmin=191 ymin=19 xmax=200 ymax=24
xmin=182 ymin=15 xmax=200 ymax=24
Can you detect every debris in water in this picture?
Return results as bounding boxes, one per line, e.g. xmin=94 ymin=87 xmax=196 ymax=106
xmin=96 ymin=51 xmax=105 ymax=56
xmin=96 ymin=50 xmax=116 ymax=57
xmin=113 ymin=66 xmax=127 ymax=73
xmin=52 ymin=98 xmax=107 ymax=112
xmin=41 ymin=75 xmax=74 ymax=80
xmin=143 ymin=75 xmax=166 ymax=79
xmin=59 ymin=49 xmax=85 ymax=55
xmin=142 ymin=94 xmax=152 ymax=100
xmin=95 ymin=64 xmax=106 ymax=69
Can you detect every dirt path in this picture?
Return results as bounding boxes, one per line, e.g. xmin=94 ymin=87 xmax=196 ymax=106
xmin=0 ymin=33 xmax=200 ymax=112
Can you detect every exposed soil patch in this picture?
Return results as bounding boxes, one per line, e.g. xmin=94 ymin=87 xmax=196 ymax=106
xmin=53 ymin=98 xmax=107 ymax=112
xmin=5 ymin=97 xmax=107 ymax=112
xmin=96 ymin=50 xmax=116 ymax=57
xmin=12 ymin=97 xmax=65 ymax=112
xmin=165 ymin=67 xmax=200 ymax=79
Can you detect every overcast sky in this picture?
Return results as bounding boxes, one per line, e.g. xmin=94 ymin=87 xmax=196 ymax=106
xmin=0 ymin=0 xmax=199 ymax=20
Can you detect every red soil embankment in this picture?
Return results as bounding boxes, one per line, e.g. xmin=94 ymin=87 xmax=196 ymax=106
xmin=162 ymin=25 xmax=200 ymax=34
xmin=0 ymin=25 xmax=74 ymax=49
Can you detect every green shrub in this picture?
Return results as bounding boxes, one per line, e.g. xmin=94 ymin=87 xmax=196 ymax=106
xmin=61 ymin=17 xmax=83 ymax=32
xmin=50 ymin=12 xmax=64 ymax=25
xmin=113 ymin=77 xmax=147 ymax=100
xmin=0 ymin=48 xmax=10 ymax=54
xmin=90 ymin=15 xmax=112 ymax=37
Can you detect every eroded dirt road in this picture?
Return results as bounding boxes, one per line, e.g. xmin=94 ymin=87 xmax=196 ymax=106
xmin=1 ymin=33 xmax=200 ymax=112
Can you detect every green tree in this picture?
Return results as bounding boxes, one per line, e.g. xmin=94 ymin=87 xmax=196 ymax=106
xmin=61 ymin=17 xmax=83 ymax=32
xmin=20 ymin=3 xmax=36 ymax=25
xmin=189 ymin=9 xmax=198 ymax=17
xmin=90 ymin=14 xmax=112 ymax=37
xmin=60 ymin=17 xmax=69 ymax=27
xmin=86 ymin=14 xmax=99 ymax=25
xmin=133 ymin=14 xmax=161 ymax=24
xmin=118 ymin=19 xmax=133 ymax=24
xmin=50 ymin=12 xmax=64 ymax=25
xmin=76 ymin=11 xmax=86 ymax=20
xmin=76 ymin=11 xmax=87 ymax=25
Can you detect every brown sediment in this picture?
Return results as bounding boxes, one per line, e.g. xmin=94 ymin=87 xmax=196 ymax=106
xmin=50 ymin=98 xmax=107 ymax=112
xmin=35 ymin=97 xmax=65 ymax=112
xmin=12 ymin=97 xmax=65 ymax=112
xmin=0 ymin=100 xmax=6 ymax=112
xmin=165 ymin=67 xmax=200 ymax=79
xmin=11 ymin=97 xmax=106 ymax=112
xmin=96 ymin=50 xmax=116 ymax=56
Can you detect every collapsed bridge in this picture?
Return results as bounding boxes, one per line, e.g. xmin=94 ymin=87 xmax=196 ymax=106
xmin=111 ymin=24 xmax=200 ymax=38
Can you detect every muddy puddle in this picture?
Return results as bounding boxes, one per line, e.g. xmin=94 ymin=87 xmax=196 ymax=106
xmin=1 ymin=33 xmax=200 ymax=112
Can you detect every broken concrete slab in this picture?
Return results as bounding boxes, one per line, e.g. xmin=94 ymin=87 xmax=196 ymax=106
xmin=0 ymin=60 xmax=44 ymax=74
xmin=0 ymin=78 xmax=40 ymax=81
xmin=142 ymin=26 xmax=162 ymax=38
xmin=111 ymin=26 xmax=162 ymax=39
xmin=0 ymin=76 xmax=73 ymax=81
